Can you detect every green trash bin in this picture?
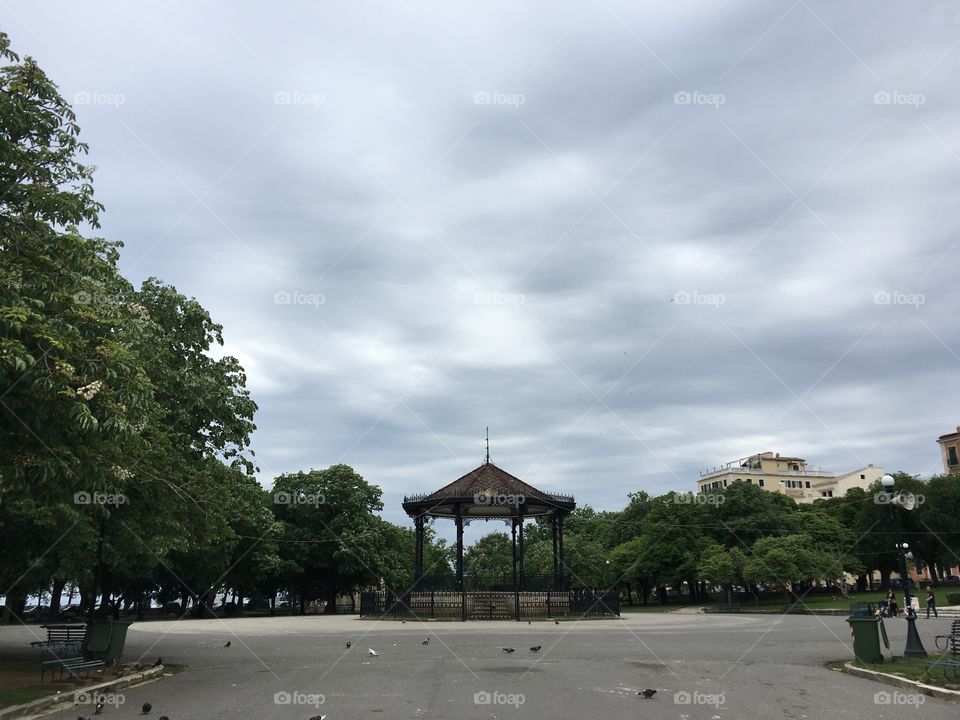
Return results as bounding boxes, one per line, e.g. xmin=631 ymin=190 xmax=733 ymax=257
xmin=847 ymin=616 xmax=883 ymax=664
xmin=83 ymin=619 xmax=133 ymax=666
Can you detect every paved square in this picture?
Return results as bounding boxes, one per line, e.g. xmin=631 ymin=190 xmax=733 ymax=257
xmin=6 ymin=612 xmax=956 ymax=719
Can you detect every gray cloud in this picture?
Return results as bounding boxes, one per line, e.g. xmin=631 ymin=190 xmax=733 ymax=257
xmin=9 ymin=0 xmax=960 ymax=542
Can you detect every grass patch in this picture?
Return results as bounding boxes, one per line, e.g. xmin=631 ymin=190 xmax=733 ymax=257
xmin=0 ymin=687 xmax=53 ymax=709
xmin=620 ymin=603 xmax=696 ymax=613
xmin=0 ymin=656 xmax=186 ymax=710
xmin=828 ymin=656 xmax=960 ymax=691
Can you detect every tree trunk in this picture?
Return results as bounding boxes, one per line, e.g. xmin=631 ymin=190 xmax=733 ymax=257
xmin=2 ymin=589 xmax=27 ymax=623
xmin=324 ymin=584 xmax=338 ymax=614
xmin=49 ymin=578 xmax=66 ymax=617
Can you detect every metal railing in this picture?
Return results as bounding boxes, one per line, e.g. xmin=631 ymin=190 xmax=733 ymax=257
xmin=360 ymin=588 xmax=619 ymax=620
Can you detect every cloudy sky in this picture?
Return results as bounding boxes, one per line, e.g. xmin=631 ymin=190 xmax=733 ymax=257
xmin=6 ymin=1 xmax=960 ymax=542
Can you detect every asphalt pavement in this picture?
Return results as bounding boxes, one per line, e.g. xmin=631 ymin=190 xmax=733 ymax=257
xmin=4 ymin=611 xmax=957 ymax=719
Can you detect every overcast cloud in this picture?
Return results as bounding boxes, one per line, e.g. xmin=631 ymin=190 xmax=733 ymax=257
xmin=6 ymin=0 xmax=960 ymax=543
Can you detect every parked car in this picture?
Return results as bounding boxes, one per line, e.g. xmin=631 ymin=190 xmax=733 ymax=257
xmin=939 ymin=575 xmax=960 ymax=586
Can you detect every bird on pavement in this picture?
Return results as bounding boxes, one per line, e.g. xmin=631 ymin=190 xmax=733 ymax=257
xmin=308 ymin=716 xmax=327 ymax=720
xmin=159 ymin=717 xmax=169 ymax=720
xmin=527 ymin=620 xmax=531 ymax=625
xmin=422 ymin=638 xmax=429 ymax=645
xmin=529 ymin=645 xmax=541 ymax=652
xmin=502 ymin=647 xmax=515 ymax=653
xmin=224 ymin=641 xmax=231 ymax=647
xmin=345 ymin=641 xmax=351 ymax=649
xmin=142 ymin=702 xmax=152 ymax=713
xmin=554 ymin=619 xmax=560 ymax=625
xmin=153 ymin=657 xmax=162 ymax=667
xmin=94 ymin=700 xmax=104 ymax=714
xmin=639 ymin=689 xmax=657 ymax=699
xmin=368 ymin=648 xmax=379 ymax=657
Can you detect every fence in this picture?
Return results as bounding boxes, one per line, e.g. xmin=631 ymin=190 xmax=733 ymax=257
xmin=360 ymin=588 xmax=619 ymax=620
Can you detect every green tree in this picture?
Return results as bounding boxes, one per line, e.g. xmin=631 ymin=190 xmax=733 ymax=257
xmin=273 ymin=465 xmax=384 ymax=613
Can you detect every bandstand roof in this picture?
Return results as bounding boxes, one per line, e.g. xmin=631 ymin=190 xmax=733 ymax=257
xmin=402 ymin=461 xmax=576 ymax=520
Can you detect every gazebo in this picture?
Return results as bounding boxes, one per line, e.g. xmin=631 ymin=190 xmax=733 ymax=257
xmin=402 ymin=457 xmax=576 ymax=593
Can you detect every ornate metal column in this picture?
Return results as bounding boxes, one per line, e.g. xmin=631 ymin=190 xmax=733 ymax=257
xmin=551 ymin=515 xmax=559 ymax=589
xmin=557 ymin=514 xmax=566 ymax=591
xmin=414 ymin=516 xmax=425 ymax=585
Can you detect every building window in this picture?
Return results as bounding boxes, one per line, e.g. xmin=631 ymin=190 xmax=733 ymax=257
xmin=949 ymin=446 xmax=959 ymax=467
xmin=805 ymin=481 xmax=811 ymax=488
xmin=759 ymin=479 xmax=764 ymax=487
xmin=860 ymin=474 xmax=865 ymax=479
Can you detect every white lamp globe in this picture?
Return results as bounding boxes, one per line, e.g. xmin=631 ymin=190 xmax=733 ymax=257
xmin=881 ymin=474 xmax=895 ymax=488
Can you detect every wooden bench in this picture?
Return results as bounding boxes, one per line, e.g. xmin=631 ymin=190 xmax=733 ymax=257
xmin=32 ymin=624 xmax=92 ymax=682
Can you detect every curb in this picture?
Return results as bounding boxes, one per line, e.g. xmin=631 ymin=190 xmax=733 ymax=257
xmin=843 ymin=662 xmax=960 ymax=702
xmin=0 ymin=665 xmax=166 ymax=720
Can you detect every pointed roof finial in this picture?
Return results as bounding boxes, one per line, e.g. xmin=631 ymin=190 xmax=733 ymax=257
xmin=485 ymin=427 xmax=490 ymax=464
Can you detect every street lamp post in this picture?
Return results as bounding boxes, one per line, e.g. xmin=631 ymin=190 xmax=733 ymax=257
xmin=880 ymin=474 xmax=927 ymax=657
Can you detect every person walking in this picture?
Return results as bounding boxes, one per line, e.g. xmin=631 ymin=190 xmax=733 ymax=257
xmin=926 ymin=587 xmax=938 ymax=619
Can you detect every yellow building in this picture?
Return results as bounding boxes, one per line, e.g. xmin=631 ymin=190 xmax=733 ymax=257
xmin=937 ymin=426 xmax=960 ymax=475
xmin=697 ymin=451 xmax=884 ymax=503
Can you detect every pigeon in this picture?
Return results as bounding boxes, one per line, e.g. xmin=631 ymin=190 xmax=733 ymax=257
xmin=502 ymin=647 xmax=515 ymax=653
xmin=142 ymin=702 xmax=152 ymax=713
xmin=308 ymin=716 xmax=327 ymax=720
xmin=223 ymin=641 xmax=231 ymax=647
xmin=402 ymin=620 xmax=406 ymax=624
xmin=422 ymin=638 xmax=429 ymax=645
xmin=95 ymin=700 xmax=104 ymax=714
xmin=527 ymin=620 xmax=531 ymax=625
xmin=554 ymin=619 xmax=560 ymax=625
xmin=530 ymin=645 xmax=541 ymax=652
xmin=345 ymin=641 xmax=351 ymax=649
xmin=368 ymin=648 xmax=379 ymax=657
xmin=153 ymin=657 xmax=162 ymax=667
xmin=639 ymin=689 xmax=657 ymax=699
